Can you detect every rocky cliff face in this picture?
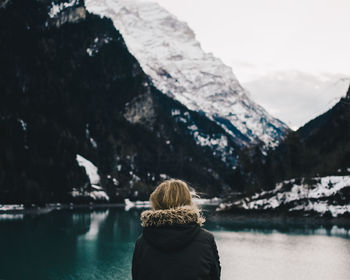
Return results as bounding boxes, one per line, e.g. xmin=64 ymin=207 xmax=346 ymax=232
xmin=0 ymin=0 xmax=239 ymax=204
xmin=85 ymin=0 xmax=289 ymax=148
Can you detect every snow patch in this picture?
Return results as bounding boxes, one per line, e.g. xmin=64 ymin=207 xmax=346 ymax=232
xmin=89 ymin=190 xmax=109 ymax=201
xmin=49 ymin=0 xmax=76 ymax=18
xmin=86 ymin=48 xmax=93 ymax=56
xmin=71 ymin=188 xmax=109 ymax=201
xmin=218 ymin=175 xmax=350 ymax=217
xmin=0 ymin=204 xmax=24 ymax=211
xmin=124 ymin=197 xmax=221 ymax=211
xmin=124 ymin=198 xmax=151 ymax=211
xmin=18 ymin=119 xmax=27 ymax=131
xmin=193 ymin=197 xmax=222 ymax=206
xmin=76 ymin=154 xmax=100 ymax=185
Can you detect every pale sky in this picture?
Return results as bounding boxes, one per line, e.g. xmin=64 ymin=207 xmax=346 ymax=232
xmin=144 ymin=0 xmax=350 ymax=129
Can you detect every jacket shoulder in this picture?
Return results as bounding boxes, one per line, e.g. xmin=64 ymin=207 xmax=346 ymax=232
xmin=195 ymin=228 xmax=215 ymax=242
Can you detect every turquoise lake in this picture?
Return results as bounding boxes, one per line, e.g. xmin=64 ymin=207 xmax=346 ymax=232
xmin=1 ymin=208 xmax=350 ymax=280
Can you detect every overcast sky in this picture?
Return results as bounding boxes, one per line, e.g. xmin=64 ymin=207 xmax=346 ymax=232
xmin=145 ymin=0 xmax=350 ymax=129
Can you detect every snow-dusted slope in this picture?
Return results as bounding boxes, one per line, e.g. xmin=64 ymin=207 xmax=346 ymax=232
xmin=218 ymin=176 xmax=350 ymax=217
xmin=85 ymin=0 xmax=289 ymax=147
xmin=75 ymin=154 xmax=110 ymax=201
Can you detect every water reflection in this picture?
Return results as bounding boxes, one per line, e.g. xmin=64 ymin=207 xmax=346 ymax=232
xmin=0 ymin=213 xmax=24 ymax=221
xmin=0 ymin=208 xmax=143 ymax=280
xmin=83 ymin=210 xmax=109 ymax=240
xmin=0 ymin=208 xmax=349 ymax=280
xmin=215 ymin=231 xmax=350 ymax=280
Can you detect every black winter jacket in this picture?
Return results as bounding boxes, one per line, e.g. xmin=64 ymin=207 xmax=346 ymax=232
xmin=132 ymin=206 xmax=221 ymax=280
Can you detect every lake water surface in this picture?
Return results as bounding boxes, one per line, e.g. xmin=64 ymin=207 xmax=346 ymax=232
xmin=1 ymin=208 xmax=350 ymax=280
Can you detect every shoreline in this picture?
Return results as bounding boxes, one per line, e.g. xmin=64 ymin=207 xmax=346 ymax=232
xmin=0 ymin=197 xmax=222 ymax=215
xmin=0 ymin=203 xmax=126 ymax=215
xmin=2 ymin=202 xmax=350 ymax=228
xmin=210 ymin=211 xmax=350 ymax=228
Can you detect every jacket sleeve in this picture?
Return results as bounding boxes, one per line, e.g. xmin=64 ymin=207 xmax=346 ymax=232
xmin=132 ymin=237 xmax=141 ymax=280
xmin=210 ymin=235 xmax=221 ymax=280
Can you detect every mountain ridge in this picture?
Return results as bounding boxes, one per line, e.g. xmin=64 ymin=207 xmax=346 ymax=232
xmin=0 ymin=0 xmax=241 ymax=204
xmin=85 ymin=0 xmax=289 ymax=148
xmin=219 ymin=89 xmax=350 ymax=216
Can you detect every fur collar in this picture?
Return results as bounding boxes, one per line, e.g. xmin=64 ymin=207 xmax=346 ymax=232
xmin=141 ymin=205 xmax=205 ymax=227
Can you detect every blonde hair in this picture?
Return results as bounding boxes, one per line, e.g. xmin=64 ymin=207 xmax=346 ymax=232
xmin=150 ymin=179 xmax=194 ymax=210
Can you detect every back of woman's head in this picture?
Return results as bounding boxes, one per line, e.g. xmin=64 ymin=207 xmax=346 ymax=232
xmin=150 ymin=179 xmax=193 ymax=210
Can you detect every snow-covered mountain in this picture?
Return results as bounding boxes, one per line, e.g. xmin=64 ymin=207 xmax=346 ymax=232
xmin=85 ymin=0 xmax=289 ymax=147
xmin=1 ymin=0 xmax=244 ymax=204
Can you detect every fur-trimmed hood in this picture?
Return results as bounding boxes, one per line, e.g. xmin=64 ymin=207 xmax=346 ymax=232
xmin=140 ymin=206 xmax=205 ymax=252
xmin=140 ymin=205 xmax=205 ymax=227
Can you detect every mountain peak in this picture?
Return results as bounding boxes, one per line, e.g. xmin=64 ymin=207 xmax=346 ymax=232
xmin=85 ymin=0 xmax=289 ymax=147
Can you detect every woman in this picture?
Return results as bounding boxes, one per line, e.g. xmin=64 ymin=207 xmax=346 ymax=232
xmin=132 ymin=179 xmax=221 ymax=280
